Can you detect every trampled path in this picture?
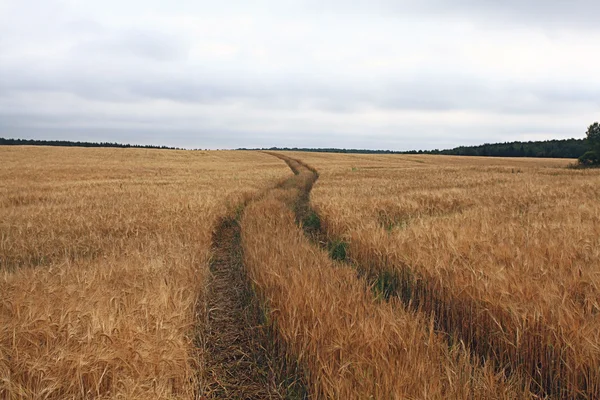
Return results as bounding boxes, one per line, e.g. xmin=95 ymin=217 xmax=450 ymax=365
xmin=200 ymin=217 xmax=283 ymax=398
xmin=198 ymin=156 xmax=314 ymax=399
xmin=263 ymin=152 xmax=319 ymax=228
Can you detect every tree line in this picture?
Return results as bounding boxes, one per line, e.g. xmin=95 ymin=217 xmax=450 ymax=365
xmin=248 ymin=138 xmax=587 ymax=158
xmin=2 ymin=133 xmax=596 ymax=162
xmin=433 ymin=138 xmax=587 ymax=158
xmin=0 ymin=137 xmax=181 ymax=150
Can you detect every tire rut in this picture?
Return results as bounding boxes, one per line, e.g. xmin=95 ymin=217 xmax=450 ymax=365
xmin=200 ymin=217 xmax=282 ymax=399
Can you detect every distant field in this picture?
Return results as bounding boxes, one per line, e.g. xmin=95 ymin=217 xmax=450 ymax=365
xmin=1 ymin=147 xmax=599 ymax=399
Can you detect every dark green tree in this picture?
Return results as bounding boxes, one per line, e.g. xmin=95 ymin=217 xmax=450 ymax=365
xmin=579 ymin=122 xmax=600 ymax=166
xmin=579 ymin=151 xmax=600 ymax=166
xmin=586 ymin=122 xmax=600 ymax=154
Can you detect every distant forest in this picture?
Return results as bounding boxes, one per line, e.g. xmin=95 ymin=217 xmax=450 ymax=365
xmin=253 ymin=138 xmax=587 ymax=159
xmin=0 ymin=137 xmax=588 ymax=158
xmin=0 ymin=137 xmax=180 ymax=150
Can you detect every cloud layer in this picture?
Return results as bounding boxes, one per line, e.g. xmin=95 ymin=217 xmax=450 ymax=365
xmin=1 ymin=0 xmax=598 ymax=149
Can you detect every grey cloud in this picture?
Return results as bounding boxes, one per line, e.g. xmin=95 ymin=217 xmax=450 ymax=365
xmin=534 ymin=85 xmax=600 ymax=105
xmin=299 ymin=0 xmax=600 ymax=29
xmin=430 ymin=0 xmax=600 ymax=28
xmin=2 ymin=58 xmax=598 ymax=116
xmin=0 ymin=66 xmax=138 ymax=103
xmin=0 ymin=111 xmax=578 ymax=151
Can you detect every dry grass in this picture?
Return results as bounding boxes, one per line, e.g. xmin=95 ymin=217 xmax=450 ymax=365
xmin=0 ymin=146 xmax=288 ymax=399
xmin=241 ymin=159 xmax=534 ymax=399
xmin=288 ymin=151 xmax=600 ymax=398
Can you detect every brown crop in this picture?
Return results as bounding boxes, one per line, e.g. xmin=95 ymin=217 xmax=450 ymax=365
xmin=3 ymin=145 xmax=597 ymax=399
xmin=292 ymin=151 xmax=600 ymax=398
xmin=241 ymin=158 xmax=534 ymax=399
xmin=0 ymin=146 xmax=288 ymax=398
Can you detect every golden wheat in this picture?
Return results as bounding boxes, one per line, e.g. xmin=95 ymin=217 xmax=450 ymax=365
xmin=5 ymin=146 xmax=593 ymax=398
xmin=289 ymin=151 xmax=600 ymax=398
xmin=241 ymin=160 xmax=534 ymax=399
xmin=0 ymin=146 xmax=288 ymax=399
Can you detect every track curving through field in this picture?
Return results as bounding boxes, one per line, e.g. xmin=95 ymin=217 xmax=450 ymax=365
xmin=200 ymin=216 xmax=284 ymax=398
xmin=198 ymin=157 xmax=312 ymax=399
xmin=267 ymin=152 xmax=600 ymax=399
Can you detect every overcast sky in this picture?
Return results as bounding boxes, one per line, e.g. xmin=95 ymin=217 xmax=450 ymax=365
xmin=1 ymin=0 xmax=599 ymax=150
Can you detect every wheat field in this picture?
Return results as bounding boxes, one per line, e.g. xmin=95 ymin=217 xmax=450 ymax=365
xmin=2 ymin=146 xmax=599 ymax=399
xmin=0 ymin=146 xmax=288 ymax=399
xmin=241 ymin=164 xmax=534 ymax=399
xmin=290 ymin=151 xmax=600 ymax=398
